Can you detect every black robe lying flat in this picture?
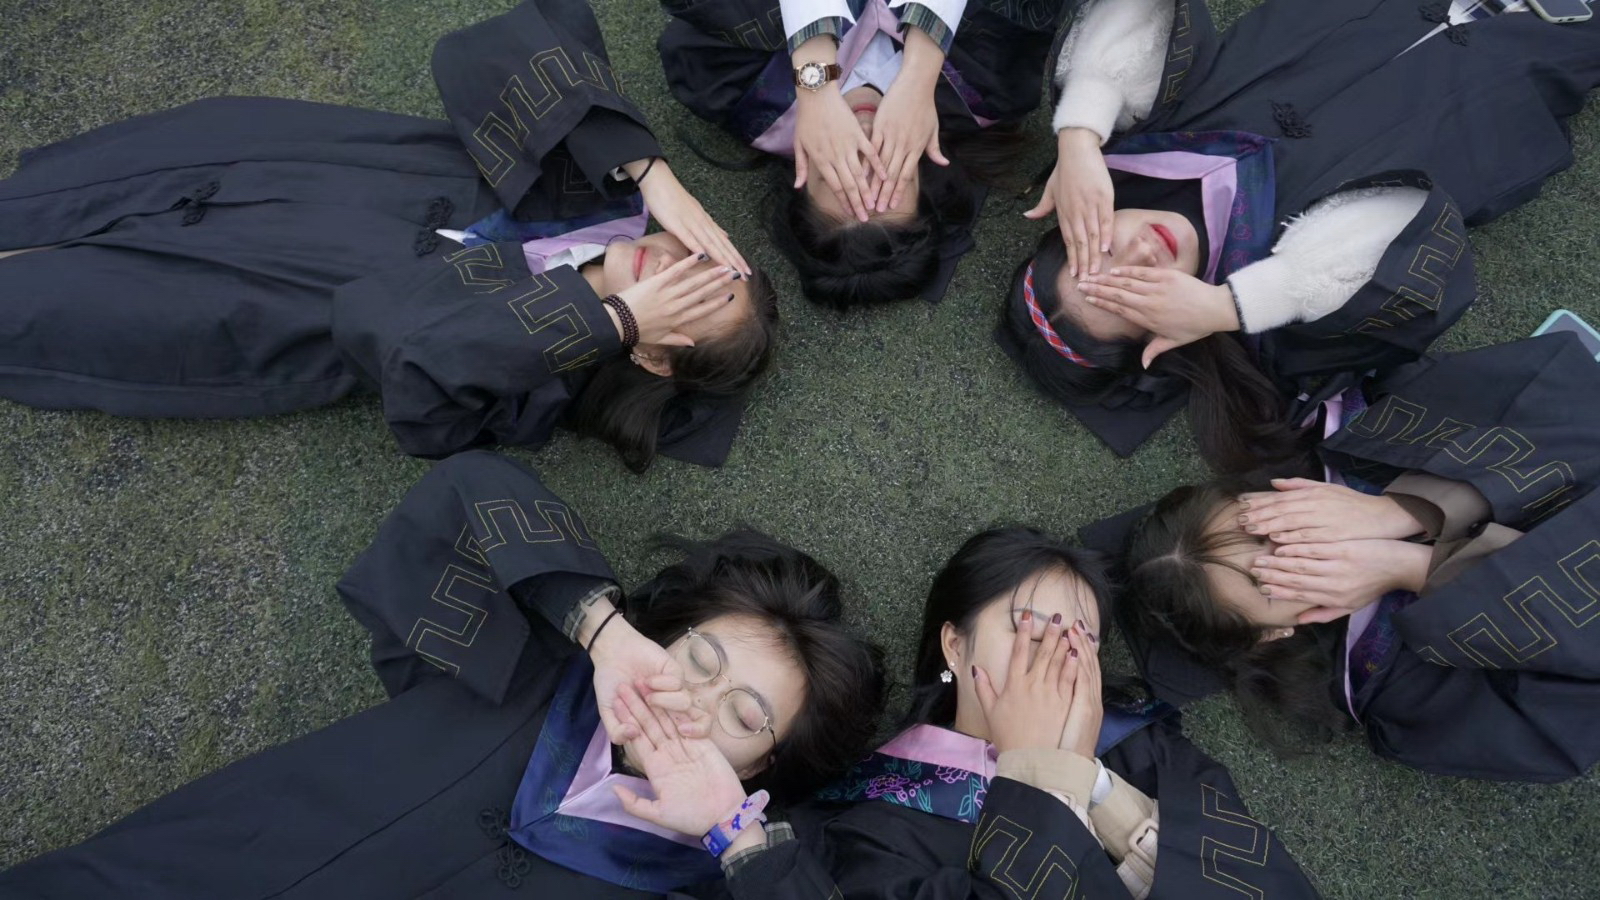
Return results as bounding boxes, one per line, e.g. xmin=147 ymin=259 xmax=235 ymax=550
xmin=1319 ymin=333 xmax=1600 ymax=782
xmin=724 ymin=715 xmax=1321 ymax=899
xmin=0 ymin=452 xmax=728 ymax=898
xmin=0 ymin=0 xmax=744 ymax=465
xmin=1088 ymin=333 xmax=1600 ymax=781
xmin=0 ymin=97 xmax=496 ymax=419
xmin=1051 ymin=0 xmax=1600 ymax=452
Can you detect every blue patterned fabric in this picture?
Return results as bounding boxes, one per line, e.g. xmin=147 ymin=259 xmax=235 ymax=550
xmin=1107 ymin=130 xmax=1279 ymax=280
xmin=507 ymin=657 xmax=721 ymax=892
xmin=816 ymin=700 xmax=1174 ymax=824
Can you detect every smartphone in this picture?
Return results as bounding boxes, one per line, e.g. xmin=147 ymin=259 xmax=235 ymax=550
xmin=1529 ymin=0 xmax=1593 ymax=23
xmin=1532 ymin=309 xmax=1600 ymax=359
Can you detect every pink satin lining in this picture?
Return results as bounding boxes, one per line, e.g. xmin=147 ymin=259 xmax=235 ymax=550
xmin=521 ymin=208 xmax=650 ymax=275
xmin=1102 ymin=151 xmax=1238 ymax=283
xmin=877 ymin=724 xmax=999 ymax=780
xmin=555 ymin=724 xmax=704 ymax=848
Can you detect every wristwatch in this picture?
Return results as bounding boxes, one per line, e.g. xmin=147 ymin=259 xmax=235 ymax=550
xmin=793 ymin=61 xmax=843 ymax=91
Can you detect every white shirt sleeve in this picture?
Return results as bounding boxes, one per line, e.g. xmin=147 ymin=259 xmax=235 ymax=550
xmin=1227 ymin=186 xmax=1431 ymax=333
xmin=1051 ymin=0 xmax=1174 ymax=143
xmin=781 ymin=0 xmax=856 ymax=42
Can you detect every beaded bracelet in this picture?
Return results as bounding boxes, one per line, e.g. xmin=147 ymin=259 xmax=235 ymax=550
xmin=601 ymin=294 xmax=640 ymax=348
xmin=701 ymin=790 xmax=770 ymax=857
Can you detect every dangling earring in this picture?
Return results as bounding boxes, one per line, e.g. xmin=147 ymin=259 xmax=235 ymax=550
xmin=939 ymin=668 xmax=954 ymax=684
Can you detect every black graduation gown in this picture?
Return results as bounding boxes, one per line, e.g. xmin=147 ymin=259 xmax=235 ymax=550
xmin=1316 ymin=332 xmax=1600 ymax=782
xmin=1128 ymin=0 xmax=1600 ymax=400
xmin=1057 ymin=0 xmax=1600 ymax=452
xmin=655 ymin=0 xmax=1069 ymax=302
xmin=0 ymin=0 xmax=741 ymax=463
xmin=0 ymin=451 xmax=724 ymax=898
xmin=722 ymin=716 xmax=1321 ymax=899
xmin=0 ymin=97 xmax=496 ymax=419
xmin=1087 ymin=333 xmax=1600 ymax=781
xmin=657 ymin=0 xmax=1068 ymax=137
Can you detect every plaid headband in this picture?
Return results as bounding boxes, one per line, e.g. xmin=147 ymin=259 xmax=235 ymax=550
xmin=1023 ymin=262 xmax=1093 ymax=368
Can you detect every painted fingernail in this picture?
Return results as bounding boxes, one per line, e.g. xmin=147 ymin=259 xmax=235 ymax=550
xmin=1076 ymin=619 xmax=1086 ymax=631
xmin=1088 ymin=633 xmax=1099 ymax=645
xmin=697 ymin=252 xmax=708 ymax=261
xmin=1050 ymin=613 xmax=1062 ymax=626
xmin=1069 ymin=648 xmax=1079 ymax=659
xmin=1021 ymin=610 xmax=1032 ymax=623
xmin=1061 ymin=631 xmax=1072 ymax=640
xmin=726 ymin=293 xmax=734 ymax=302
xmin=971 ymin=665 xmax=978 ymax=679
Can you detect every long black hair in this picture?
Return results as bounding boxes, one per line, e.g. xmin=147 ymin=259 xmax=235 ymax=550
xmin=1001 ymin=230 xmax=1312 ymax=473
xmin=767 ymin=122 xmax=1031 ymax=309
xmin=569 ymin=268 xmax=779 ymax=472
xmin=903 ymin=526 xmax=1126 ymax=730
xmin=629 ymin=528 xmax=888 ymax=802
xmin=1122 ymin=481 xmax=1349 ymax=754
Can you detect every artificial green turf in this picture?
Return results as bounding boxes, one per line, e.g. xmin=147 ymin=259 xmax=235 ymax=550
xmin=1 ymin=0 xmax=1597 ymax=894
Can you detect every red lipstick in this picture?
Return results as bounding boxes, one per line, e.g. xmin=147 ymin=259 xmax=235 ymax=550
xmin=1151 ymin=224 xmax=1180 ymax=259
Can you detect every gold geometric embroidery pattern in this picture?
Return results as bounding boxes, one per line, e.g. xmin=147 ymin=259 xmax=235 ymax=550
xmin=406 ymin=563 xmax=498 ymax=676
xmin=1345 ymin=396 xmax=1577 ymax=518
xmin=1200 ymin=784 xmax=1270 ymax=900
xmin=469 ymin=47 xmax=620 ymax=186
xmin=712 ymin=8 xmax=783 ymax=51
xmin=472 ymin=498 xmax=599 ymax=553
xmin=1161 ymin=1 xmax=1194 ymax=105
xmin=1445 ymin=541 xmax=1600 ymax=667
xmin=447 ymin=244 xmax=516 ymax=295
xmin=1352 ymin=202 xmax=1464 ymax=334
xmin=968 ymin=814 xmax=1081 ymax=899
xmin=504 ymin=273 xmax=601 ymax=373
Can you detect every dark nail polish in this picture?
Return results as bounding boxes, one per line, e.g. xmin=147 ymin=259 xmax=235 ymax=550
xmin=1069 ymin=648 xmax=1078 ymax=659
xmin=970 ymin=665 xmax=977 ymax=679
xmin=1076 ymin=619 xmax=1086 ymax=631
xmin=697 ymin=252 xmax=708 ymax=260
xmin=1088 ymin=633 xmax=1099 ymax=644
xmin=726 ymin=294 xmax=734 ymax=302
xmin=1050 ymin=613 xmax=1062 ymax=626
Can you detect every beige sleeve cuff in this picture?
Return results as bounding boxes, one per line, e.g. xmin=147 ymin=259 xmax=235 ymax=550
xmin=996 ymin=748 xmax=1102 ymax=807
xmin=1088 ymin=771 xmax=1157 ymax=861
xmin=1115 ymin=809 xmax=1159 ymax=900
xmin=1384 ymin=471 xmax=1493 ymax=542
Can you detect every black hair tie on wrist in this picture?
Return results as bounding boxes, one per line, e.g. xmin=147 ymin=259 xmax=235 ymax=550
xmin=587 ymin=608 xmax=623 ymax=653
xmin=634 ymin=156 xmax=660 ymax=185
xmin=601 ymin=294 xmax=640 ymax=348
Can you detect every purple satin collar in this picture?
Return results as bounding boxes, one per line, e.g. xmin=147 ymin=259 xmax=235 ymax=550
xmin=876 ymin=724 xmax=999 ymax=780
xmin=557 ymin=723 xmax=704 ymax=849
xmin=1102 ymin=151 xmax=1239 ymax=284
xmin=522 ymin=208 xmax=650 ymax=275
xmin=1317 ymin=391 xmax=1382 ymax=719
xmin=752 ymin=0 xmax=903 ymax=155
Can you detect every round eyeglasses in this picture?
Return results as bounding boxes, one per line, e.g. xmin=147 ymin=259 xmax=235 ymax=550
xmin=673 ymin=628 xmax=778 ymax=754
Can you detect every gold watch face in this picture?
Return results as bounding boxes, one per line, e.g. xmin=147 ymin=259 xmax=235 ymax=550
xmin=797 ymin=62 xmax=827 ymax=90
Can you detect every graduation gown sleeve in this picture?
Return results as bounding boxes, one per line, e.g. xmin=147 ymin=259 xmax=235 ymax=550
xmin=432 ymin=0 xmax=662 ymax=220
xmin=332 ymin=241 xmax=624 ymax=458
xmin=1103 ymin=717 xmax=1322 ymax=900
xmin=1351 ymin=488 xmax=1600 ymax=782
xmin=338 ymin=450 xmax=618 ymax=705
xmin=1318 ymin=333 xmax=1600 ymax=530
